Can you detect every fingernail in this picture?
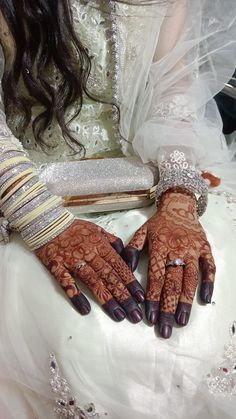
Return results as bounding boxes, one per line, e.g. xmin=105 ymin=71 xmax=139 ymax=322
xmin=149 ymin=311 xmax=158 ymax=325
xmin=112 ymin=239 xmax=124 ymax=255
xmin=80 ymin=305 xmax=91 ymax=315
xmin=122 ymin=247 xmax=139 ymax=272
xmin=205 ymin=294 xmax=212 ymax=304
xmin=114 ymin=308 xmax=126 ymax=321
xmin=130 ymin=309 xmax=143 ymax=323
xmin=160 ymin=325 xmax=172 ymax=339
xmin=127 ymin=281 xmax=145 ymax=303
xmin=200 ymin=282 xmax=214 ymax=303
xmin=130 ymin=256 xmax=139 ymax=272
xmin=179 ymin=312 xmax=189 ymax=326
xmin=134 ymin=290 xmax=145 ymax=303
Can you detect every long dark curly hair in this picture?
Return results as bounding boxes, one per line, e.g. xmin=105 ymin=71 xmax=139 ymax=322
xmin=0 ymin=0 xmax=160 ymax=153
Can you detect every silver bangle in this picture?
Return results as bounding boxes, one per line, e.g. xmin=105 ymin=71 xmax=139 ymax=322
xmin=156 ymin=168 xmax=208 ymax=217
xmin=0 ymin=150 xmax=25 ymax=165
xmin=0 ymin=162 xmax=34 ymax=191
xmin=21 ymin=205 xmax=65 ymax=240
xmin=8 ymin=190 xmax=53 ymax=225
xmin=1 ymin=177 xmax=40 ymax=215
xmin=29 ymin=214 xmax=75 ymax=251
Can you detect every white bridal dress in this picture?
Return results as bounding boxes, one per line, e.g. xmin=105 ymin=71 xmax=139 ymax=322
xmin=1 ymin=1 xmax=236 ymax=418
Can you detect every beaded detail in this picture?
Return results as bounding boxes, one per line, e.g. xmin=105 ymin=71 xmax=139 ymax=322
xmin=50 ymin=354 xmax=104 ymax=418
xmin=206 ymin=321 xmax=236 ymax=396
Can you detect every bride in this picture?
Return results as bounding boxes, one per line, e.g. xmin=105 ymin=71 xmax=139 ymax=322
xmin=0 ymin=1 xmax=236 ymax=418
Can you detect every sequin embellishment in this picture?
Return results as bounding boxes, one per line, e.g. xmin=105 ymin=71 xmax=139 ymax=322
xmin=50 ymin=354 xmax=104 ymax=418
xmin=207 ymin=321 xmax=236 ymax=396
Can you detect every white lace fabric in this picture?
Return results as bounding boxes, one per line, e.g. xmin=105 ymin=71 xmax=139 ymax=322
xmin=1 ymin=1 xmax=236 ymax=170
xmin=0 ymin=2 xmax=236 ymax=418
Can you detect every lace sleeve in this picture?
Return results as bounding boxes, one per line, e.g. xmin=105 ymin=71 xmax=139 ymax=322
xmin=132 ymin=0 xmax=236 ymax=170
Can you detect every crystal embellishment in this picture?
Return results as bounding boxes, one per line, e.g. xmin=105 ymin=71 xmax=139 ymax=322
xmin=0 ymin=216 xmax=10 ymax=244
xmin=206 ymin=321 xmax=236 ymax=396
xmin=156 ymin=166 xmax=208 ymax=216
xmin=49 ymin=354 xmax=104 ymax=418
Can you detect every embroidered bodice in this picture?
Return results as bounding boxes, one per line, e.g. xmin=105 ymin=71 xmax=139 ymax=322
xmin=0 ymin=1 xmax=166 ymax=166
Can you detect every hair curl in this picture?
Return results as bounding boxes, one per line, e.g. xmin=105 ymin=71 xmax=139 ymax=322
xmin=0 ymin=0 xmax=161 ymax=153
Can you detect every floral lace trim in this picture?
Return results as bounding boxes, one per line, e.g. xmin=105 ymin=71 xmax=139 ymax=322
xmin=50 ymin=354 xmax=107 ymax=418
xmin=159 ymin=150 xmax=196 ymax=175
xmin=206 ymin=321 xmax=236 ymax=396
xmin=153 ymin=95 xmax=197 ymax=122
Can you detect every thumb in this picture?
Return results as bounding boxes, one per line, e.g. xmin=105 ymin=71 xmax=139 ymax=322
xmin=121 ymin=224 xmax=148 ymax=272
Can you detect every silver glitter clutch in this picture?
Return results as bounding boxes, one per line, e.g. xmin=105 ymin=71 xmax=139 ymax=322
xmin=39 ymin=157 xmax=158 ymax=213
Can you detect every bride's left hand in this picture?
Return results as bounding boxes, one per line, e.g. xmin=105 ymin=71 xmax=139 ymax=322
xmin=122 ymin=187 xmax=216 ymax=339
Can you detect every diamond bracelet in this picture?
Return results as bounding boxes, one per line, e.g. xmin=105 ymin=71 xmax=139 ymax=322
xmin=156 ymin=168 xmax=208 ymax=217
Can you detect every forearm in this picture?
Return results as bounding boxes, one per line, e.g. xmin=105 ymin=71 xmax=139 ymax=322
xmin=0 ymin=148 xmax=74 ymax=250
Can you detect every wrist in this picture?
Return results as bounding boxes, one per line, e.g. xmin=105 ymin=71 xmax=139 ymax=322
xmin=156 ymin=167 xmax=208 ymax=217
xmin=161 ymin=186 xmax=196 ymax=201
xmin=157 ymin=187 xmax=198 ymax=223
xmin=159 ymin=186 xmax=197 ymax=211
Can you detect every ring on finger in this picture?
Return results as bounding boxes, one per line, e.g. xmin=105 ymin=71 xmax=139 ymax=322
xmin=75 ymin=261 xmax=87 ymax=273
xmin=166 ymin=258 xmax=185 ymax=267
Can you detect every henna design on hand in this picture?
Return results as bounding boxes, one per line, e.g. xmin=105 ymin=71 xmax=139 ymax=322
xmin=124 ymin=188 xmax=216 ymax=338
xmin=35 ymin=219 xmax=145 ymax=323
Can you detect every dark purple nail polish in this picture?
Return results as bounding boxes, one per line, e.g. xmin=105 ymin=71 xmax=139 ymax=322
xmin=130 ymin=309 xmax=143 ymax=323
xmin=160 ymin=324 xmax=172 ymax=339
xmin=146 ymin=301 xmax=159 ymax=325
xmin=103 ymin=298 xmax=126 ymax=322
xmin=149 ymin=311 xmax=158 ymax=325
xmin=80 ymin=305 xmax=91 ymax=315
xmin=200 ymin=281 xmax=214 ymax=303
xmin=111 ymin=238 xmax=124 ymax=255
xmin=121 ymin=296 xmax=142 ymax=323
xmin=205 ymin=294 xmax=212 ymax=304
xmin=175 ymin=302 xmax=191 ymax=326
xmin=179 ymin=312 xmax=188 ymax=325
xmin=121 ymin=246 xmax=140 ymax=272
xmin=114 ymin=308 xmax=126 ymax=321
xmin=134 ymin=290 xmax=145 ymax=303
xmin=71 ymin=294 xmax=91 ymax=315
xmin=127 ymin=280 xmax=145 ymax=303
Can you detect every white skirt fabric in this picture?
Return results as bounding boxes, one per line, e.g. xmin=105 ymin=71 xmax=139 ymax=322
xmin=0 ymin=192 xmax=236 ymax=419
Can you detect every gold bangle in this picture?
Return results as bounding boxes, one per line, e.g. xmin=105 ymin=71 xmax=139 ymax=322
xmin=0 ymin=168 xmax=35 ymax=197
xmin=1 ymin=173 xmax=36 ymax=204
xmin=4 ymin=183 xmax=46 ymax=217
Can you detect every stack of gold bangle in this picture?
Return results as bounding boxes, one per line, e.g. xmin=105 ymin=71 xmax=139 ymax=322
xmin=0 ymin=150 xmax=74 ymax=250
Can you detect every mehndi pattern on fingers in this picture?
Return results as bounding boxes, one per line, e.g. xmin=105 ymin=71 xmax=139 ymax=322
xmin=126 ymin=188 xmax=216 ymax=337
xmin=36 ymin=218 xmax=140 ymax=321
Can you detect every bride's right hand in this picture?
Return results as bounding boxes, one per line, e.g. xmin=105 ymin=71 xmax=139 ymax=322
xmin=35 ymin=219 xmax=145 ymax=323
